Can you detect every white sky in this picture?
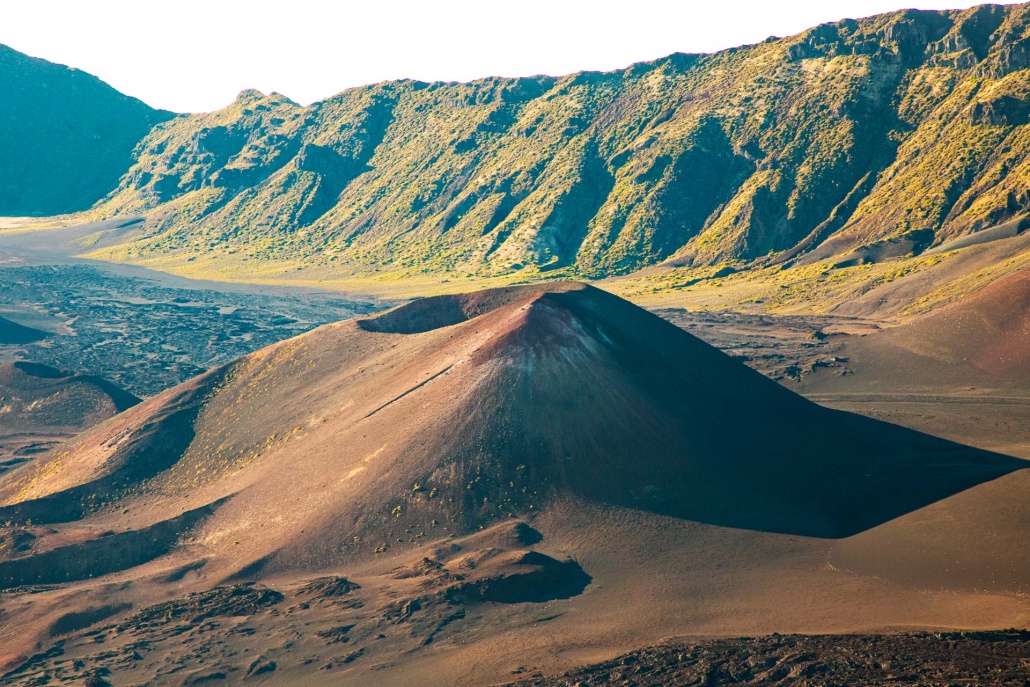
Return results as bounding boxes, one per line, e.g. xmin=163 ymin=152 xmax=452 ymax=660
xmin=0 ymin=0 xmax=1022 ymax=113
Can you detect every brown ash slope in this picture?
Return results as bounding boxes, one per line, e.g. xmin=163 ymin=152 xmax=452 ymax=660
xmin=0 ymin=282 xmax=1017 ymax=548
xmin=0 ymin=361 xmax=140 ymax=471
xmin=803 ymin=266 xmax=1030 ymax=393
xmin=0 ymin=283 xmax=1025 ymax=685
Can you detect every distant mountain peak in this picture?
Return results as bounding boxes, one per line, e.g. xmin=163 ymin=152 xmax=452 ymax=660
xmin=235 ymin=87 xmax=267 ymax=102
xmin=0 ymin=43 xmax=170 ymax=216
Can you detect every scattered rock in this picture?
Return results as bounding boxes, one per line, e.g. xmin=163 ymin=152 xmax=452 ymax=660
xmin=296 ymin=576 xmax=360 ymax=599
xmin=182 ymin=670 xmax=227 ymax=685
xmin=125 ymin=584 xmax=283 ymax=628
xmin=316 ymin=624 xmax=356 ymax=645
xmin=245 ymin=659 xmax=277 ymax=678
xmin=503 ymin=631 xmax=1030 ymax=686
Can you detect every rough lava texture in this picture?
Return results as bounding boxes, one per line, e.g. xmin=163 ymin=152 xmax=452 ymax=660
xmin=503 ymin=631 xmax=1030 ymax=687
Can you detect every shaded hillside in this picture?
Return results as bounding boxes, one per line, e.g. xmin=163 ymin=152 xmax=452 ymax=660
xmin=0 ymin=316 xmax=47 ymax=345
xmin=0 ymin=361 xmax=140 ymax=471
xmin=0 ymin=44 xmax=171 ymax=216
xmin=0 ymin=283 xmax=1024 ymax=685
xmin=92 ymin=3 xmax=1030 ymax=285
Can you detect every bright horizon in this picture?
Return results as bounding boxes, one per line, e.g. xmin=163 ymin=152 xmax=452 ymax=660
xmin=0 ymin=0 xmax=1024 ymax=113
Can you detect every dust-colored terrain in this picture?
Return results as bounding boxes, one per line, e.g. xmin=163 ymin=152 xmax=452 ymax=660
xmin=4 ymin=4 xmax=1030 ymax=682
xmin=0 ymin=361 xmax=138 ymax=475
xmin=0 ymin=282 xmax=1026 ymax=686
xmin=803 ymin=266 xmax=1030 ymax=395
xmin=761 ymin=266 xmax=1030 ymax=465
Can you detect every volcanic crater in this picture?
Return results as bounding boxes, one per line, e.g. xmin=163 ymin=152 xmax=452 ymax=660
xmin=0 ymin=282 xmax=1026 ymax=686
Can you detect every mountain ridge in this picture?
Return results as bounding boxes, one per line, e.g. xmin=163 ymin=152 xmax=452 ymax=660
xmin=68 ymin=2 xmax=1030 ymax=297
xmin=0 ymin=44 xmax=171 ymax=216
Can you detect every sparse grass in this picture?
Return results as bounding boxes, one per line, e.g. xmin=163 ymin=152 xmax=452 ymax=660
xmin=603 ymin=250 xmax=962 ymax=317
xmin=72 ymin=5 xmax=1030 ymax=294
xmin=6 ymin=5 xmax=1018 ymax=315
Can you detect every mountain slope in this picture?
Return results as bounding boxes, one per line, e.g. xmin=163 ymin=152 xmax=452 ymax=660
xmin=0 ymin=283 xmax=1025 ymax=685
xmin=0 ymin=44 xmax=171 ymax=216
xmin=0 ymin=361 xmax=140 ymax=471
xmin=86 ymin=2 xmax=1030 ymax=291
xmin=0 ymin=282 xmax=1015 ymax=543
xmin=0 ymin=316 xmax=48 ymax=345
xmin=801 ymin=265 xmax=1030 ymax=393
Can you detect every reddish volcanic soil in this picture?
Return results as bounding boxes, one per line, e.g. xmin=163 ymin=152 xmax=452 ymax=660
xmin=799 ymin=267 xmax=1030 ymax=459
xmin=0 ymin=282 xmax=1026 ymax=687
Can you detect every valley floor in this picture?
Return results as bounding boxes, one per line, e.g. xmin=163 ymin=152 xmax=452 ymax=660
xmin=0 ymin=222 xmax=383 ymax=395
xmin=661 ymin=307 xmax=1030 ymax=459
xmin=0 ymin=221 xmax=1028 ymax=687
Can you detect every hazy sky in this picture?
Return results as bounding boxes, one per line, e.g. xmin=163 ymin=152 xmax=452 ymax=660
xmin=0 ymin=1 xmax=1022 ymax=113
